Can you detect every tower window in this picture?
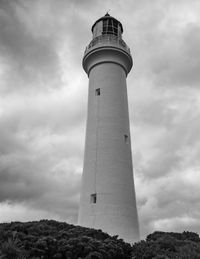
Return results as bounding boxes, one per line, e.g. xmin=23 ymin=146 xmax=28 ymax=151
xmin=95 ymin=88 xmax=100 ymax=96
xmin=90 ymin=193 xmax=97 ymax=204
xmin=124 ymin=134 xmax=129 ymax=144
xmin=102 ymin=19 xmax=118 ymax=36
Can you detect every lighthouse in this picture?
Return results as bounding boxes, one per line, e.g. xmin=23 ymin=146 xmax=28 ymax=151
xmin=78 ymin=13 xmax=139 ymax=243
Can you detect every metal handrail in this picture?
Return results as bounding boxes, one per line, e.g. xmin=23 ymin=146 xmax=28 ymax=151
xmin=84 ymin=35 xmax=131 ymax=55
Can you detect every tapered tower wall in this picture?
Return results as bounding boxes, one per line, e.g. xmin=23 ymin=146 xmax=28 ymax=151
xmin=78 ymin=14 xmax=139 ymax=243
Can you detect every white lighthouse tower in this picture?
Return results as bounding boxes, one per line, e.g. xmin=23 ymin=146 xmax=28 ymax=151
xmin=78 ymin=13 xmax=139 ymax=243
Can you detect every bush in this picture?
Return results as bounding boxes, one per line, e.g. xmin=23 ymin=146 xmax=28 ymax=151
xmin=0 ymin=220 xmax=132 ymax=258
xmin=0 ymin=220 xmax=200 ymax=259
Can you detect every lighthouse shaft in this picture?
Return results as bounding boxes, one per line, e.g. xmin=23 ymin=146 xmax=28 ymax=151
xmin=78 ymin=14 xmax=139 ymax=243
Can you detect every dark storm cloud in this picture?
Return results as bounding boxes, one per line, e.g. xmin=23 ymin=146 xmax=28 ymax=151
xmin=0 ymin=95 xmax=84 ymax=201
xmin=0 ymin=0 xmax=200 ymax=239
xmin=0 ymin=0 xmax=101 ymax=224
xmin=0 ymin=91 xmax=85 ymax=223
xmin=0 ymin=0 xmax=87 ymax=212
xmin=0 ymin=131 xmax=81 ymax=221
xmin=0 ymin=167 xmax=80 ymax=223
xmin=0 ymin=0 xmax=91 ymax=222
xmin=0 ymin=0 xmax=61 ymax=92
xmin=0 ymin=160 xmax=44 ymax=202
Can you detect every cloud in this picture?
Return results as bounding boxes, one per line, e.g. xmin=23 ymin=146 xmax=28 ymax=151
xmin=0 ymin=1 xmax=60 ymax=92
xmin=0 ymin=83 xmax=85 ymax=224
xmin=0 ymin=129 xmax=82 ymax=223
xmin=0 ymin=202 xmax=63 ymax=222
xmin=150 ymin=24 xmax=200 ymax=89
xmin=0 ymin=0 xmax=200 ymax=241
xmin=153 ymin=216 xmax=200 ymax=234
xmin=136 ymin=165 xmax=200 ymax=238
xmin=123 ymin=0 xmax=200 ymax=91
xmin=134 ymin=94 xmax=200 ymax=237
xmin=0 ymin=0 xmax=88 ymax=223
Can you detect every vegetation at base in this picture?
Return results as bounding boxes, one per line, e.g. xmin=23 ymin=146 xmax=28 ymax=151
xmin=133 ymin=231 xmax=200 ymax=259
xmin=0 ymin=220 xmax=131 ymax=258
xmin=0 ymin=220 xmax=200 ymax=259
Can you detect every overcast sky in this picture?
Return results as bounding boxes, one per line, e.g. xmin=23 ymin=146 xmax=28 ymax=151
xmin=0 ymin=0 xmax=200 ymax=239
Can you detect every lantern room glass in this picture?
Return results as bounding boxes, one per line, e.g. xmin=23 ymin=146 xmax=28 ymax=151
xmin=102 ymin=19 xmax=119 ymax=36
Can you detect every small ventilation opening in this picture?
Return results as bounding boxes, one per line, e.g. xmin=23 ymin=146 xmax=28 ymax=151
xmin=90 ymin=193 xmax=97 ymax=204
xmin=124 ymin=134 xmax=129 ymax=144
xmin=95 ymin=88 xmax=100 ymax=96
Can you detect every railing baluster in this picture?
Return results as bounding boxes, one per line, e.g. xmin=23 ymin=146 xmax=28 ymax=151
xmin=84 ymin=35 xmax=131 ymax=55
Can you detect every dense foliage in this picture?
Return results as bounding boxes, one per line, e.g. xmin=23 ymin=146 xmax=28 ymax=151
xmin=0 ymin=220 xmax=200 ymax=259
xmin=0 ymin=220 xmax=132 ymax=258
xmin=133 ymin=231 xmax=200 ymax=259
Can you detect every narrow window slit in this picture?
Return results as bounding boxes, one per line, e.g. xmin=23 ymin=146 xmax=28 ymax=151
xmin=95 ymin=88 xmax=100 ymax=96
xmin=124 ymin=134 xmax=129 ymax=144
xmin=90 ymin=193 xmax=97 ymax=204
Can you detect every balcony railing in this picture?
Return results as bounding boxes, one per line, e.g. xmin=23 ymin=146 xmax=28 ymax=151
xmin=84 ymin=35 xmax=131 ymax=55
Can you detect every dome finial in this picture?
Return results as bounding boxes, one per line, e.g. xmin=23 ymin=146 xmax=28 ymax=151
xmin=105 ymin=10 xmax=111 ymax=16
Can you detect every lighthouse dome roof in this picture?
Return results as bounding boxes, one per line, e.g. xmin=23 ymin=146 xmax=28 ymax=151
xmin=91 ymin=13 xmax=123 ymax=34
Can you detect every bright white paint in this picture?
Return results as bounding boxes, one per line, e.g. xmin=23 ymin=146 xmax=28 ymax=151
xmin=78 ymin=15 xmax=139 ymax=243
